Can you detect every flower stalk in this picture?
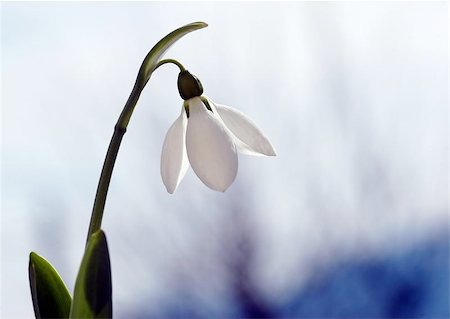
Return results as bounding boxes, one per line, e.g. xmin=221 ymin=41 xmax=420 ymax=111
xmin=86 ymin=83 xmax=142 ymax=244
xmin=85 ymin=22 xmax=207 ymax=244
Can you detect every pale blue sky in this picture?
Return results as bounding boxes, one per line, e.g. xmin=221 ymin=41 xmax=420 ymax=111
xmin=2 ymin=2 xmax=448 ymax=317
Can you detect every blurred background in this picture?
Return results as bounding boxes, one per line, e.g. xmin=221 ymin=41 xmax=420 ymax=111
xmin=1 ymin=2 xmax=448 ymax=318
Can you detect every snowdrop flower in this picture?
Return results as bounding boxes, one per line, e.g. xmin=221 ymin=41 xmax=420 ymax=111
xmin=161 ymin=70 xmax=276 ymax=193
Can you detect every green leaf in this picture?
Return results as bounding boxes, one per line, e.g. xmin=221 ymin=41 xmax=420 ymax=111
xmin=29 ymin=252 xmax=72 ymax=319
xmin=136 ymin=21 xmax=208 ymax=88
xmin=70 ymin=230 xmax=112 ymax=318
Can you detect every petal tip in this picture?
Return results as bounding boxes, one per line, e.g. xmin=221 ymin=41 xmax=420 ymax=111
xmin=258 ymin=145 xmax=277 ymax=156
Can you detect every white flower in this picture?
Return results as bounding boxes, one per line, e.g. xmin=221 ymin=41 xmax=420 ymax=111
xmin=161 ymin=96 xmax=276 ymax=193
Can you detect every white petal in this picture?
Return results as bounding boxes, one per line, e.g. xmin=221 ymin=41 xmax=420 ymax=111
xmin=186 ymin=97 xmax=238 ymax=192
xmin=207 ymin=98 xmax=276 ymax=156
xmin=160 ymin=106 xmax=189 ymax=193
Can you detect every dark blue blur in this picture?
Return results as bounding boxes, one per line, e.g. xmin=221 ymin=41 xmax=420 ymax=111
xmin=132 ymin=234 xmax=448 ymax=318
xmin=283 ymin=237 xmax=449 ymax=318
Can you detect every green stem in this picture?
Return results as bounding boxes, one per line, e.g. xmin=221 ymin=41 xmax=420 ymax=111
xmin=85 ymin=60 xmax=186 ymax=245
xmin=156 ymin=59 xmax=185 ymax=72
xmin=86 ymin=82 xmax=142 ymax=244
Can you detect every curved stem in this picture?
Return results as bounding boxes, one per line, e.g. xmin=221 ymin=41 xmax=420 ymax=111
xmin=155 ymin=59 xmax=186 ymax=72
xmin=86 ymin=82 xmax=143 ymax=244
xmin=84 ymin=21 xmax=208 ymax=245
xmin=86 ymin=59 xmax=188 ymax=244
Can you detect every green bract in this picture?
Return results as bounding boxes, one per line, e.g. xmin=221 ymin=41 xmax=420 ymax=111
xmin=29 ymin=252 xmax=72 ymax=319
xmin=137 ymin=21 xmax=208 ymax=88
xmin=116 ymin=21 xmax=208 ymax=129
xmin=70 ymin=230 xmax=112 ymax=318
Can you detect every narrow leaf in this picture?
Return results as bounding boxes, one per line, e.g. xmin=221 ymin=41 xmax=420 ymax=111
xmin=70 ymin=230 xmax=112 ymax=318
xmin=136 ymin=21 xmax=208 ymax=87
xmin=29 ymin=252 xmax=72 ymax=319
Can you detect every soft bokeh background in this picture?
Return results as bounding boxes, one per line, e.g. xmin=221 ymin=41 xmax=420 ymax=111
xmin=2 ymin=2 xmax=448 ymax=318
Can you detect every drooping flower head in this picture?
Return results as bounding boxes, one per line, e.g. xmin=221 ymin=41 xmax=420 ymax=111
xmin=161 ymin=70 xmax=276 ymax=193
